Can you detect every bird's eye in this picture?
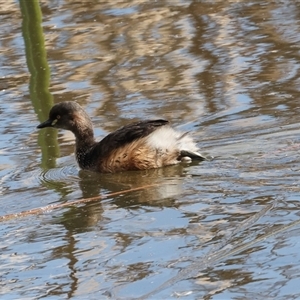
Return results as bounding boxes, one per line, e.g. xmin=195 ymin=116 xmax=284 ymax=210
xmin=57 ymin=115 xmax=61 ymax=119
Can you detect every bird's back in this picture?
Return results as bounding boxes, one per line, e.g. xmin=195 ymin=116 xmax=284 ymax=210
xmin=83 ymin=120 xmax=205 ymax=173
xmin=78 ymin=120 xmax=170 ymax=172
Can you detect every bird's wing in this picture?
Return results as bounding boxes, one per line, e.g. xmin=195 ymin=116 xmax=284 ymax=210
xmin=92 ymin=119 xmax=169 ymax=158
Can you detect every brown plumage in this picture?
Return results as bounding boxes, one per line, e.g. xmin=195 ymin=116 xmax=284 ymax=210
xmin=37 ymin=101 xmax=206 ymax=173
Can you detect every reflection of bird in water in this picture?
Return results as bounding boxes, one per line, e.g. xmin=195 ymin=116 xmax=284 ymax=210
xmin=37 ymin=101 xmax=207 ymax=173
xmin=78 ymin=166 xmax=187 ymax=207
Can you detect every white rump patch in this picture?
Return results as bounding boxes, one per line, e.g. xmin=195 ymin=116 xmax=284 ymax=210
xmin=145 ymin=126 xmax=199 ymax=152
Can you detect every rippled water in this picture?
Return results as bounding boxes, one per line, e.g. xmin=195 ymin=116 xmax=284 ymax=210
xmin=1 ymin=1 xmax=300 ymax=299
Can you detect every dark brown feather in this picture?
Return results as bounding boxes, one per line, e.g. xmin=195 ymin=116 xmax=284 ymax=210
xmin=91 ymin=119 xmax=169 ymax=158
xmin=80 ymin=119 xmax=169 ymax=168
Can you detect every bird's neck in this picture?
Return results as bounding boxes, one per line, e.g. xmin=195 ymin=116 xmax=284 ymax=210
xmin=74 ymin=126 xmax=96 ymax=150
xmin=71 ymin=115 xmax=96 ymax=146
xmin=74 ymin=128 xmax=97 ymax=170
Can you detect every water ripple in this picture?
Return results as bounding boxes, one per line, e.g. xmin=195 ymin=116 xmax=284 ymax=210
xmin=40 ymin=165 xmax=79 ymax=184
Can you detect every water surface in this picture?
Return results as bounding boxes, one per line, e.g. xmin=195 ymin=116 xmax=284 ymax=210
xmin=1 ymin=1 xmax=300 ymax=299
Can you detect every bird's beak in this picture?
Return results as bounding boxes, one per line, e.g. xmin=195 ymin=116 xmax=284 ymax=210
xmin=37 ymin=119 xmax=54 ymax=129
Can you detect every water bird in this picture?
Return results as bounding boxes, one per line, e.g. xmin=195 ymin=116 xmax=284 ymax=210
xmin=37 ymin=101 xmax=207 ymax=173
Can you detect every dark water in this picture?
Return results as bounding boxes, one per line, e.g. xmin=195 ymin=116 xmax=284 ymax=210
xmin=1 ymin=1 xmax=300 ymax=299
